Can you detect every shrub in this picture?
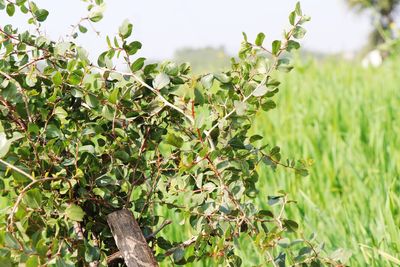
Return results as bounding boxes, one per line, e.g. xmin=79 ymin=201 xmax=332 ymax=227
xmin=0 ymin=1 xmax=340 ymax=266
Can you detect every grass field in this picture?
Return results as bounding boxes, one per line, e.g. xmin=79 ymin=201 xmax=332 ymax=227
xmin=160 ymin=56 xmax=400 ymax=266
xmin=251 ymin=57 xmax=400 ymax=266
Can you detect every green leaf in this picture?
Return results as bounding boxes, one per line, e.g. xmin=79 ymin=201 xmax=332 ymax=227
xmin=278 ymin=238 xmax=291 ymax=248
xmin=201 ymin=74 xmax=214 ymax=89
xmin=109 ymin=87 xmax=119 ymax=104
xmin=153 ymin=73 xmax=170 ymax=89
xmin=130 ymin=57 xmax=146 ymax=72
xmin=26 ymin=255 xmax=39 ymax=267
xmin=194 ymin=105 xmax=210 ymax=128
xmin=289 ymin=11 xmax=296 ymax=25
xmin=0 ymin=132 xmax=23 ymax=158
xmin=261 ymin=100 xmax=276 ymax=111
xmin=68 ymin=70 xmax=83 ymax=85
xmin=293 ymin=26 xmax=306 ymax=39
xmin=52 ymin=72 xmax=62 ymax=87
xmin=4 ymin=232 xmax=20 ymax=249
xmin=79 ymin=145 xmax=95 ymax=154
xmin=119 ymin=19 xmax=133 ymax=39
xmin=242 ymin=32 xmax=248 ymax=42
xmin=272 ymin=40 xmax=281 ymax=55
xmin=89 ymin=11 xmax=103 ymax=22
xmin=277 ymin=58 xmax=294 ymax=72
xmin=65 ymin=204 xmax=85 ymax=221
xmin=283 ymin=219 xmax=299 ymax=232
xmin=286 ymin=40 xmax=300 ymax=52
xmin=249 ymin=135 xmax=263 ymax=143
xmin=268 ymin=196 xmax=282 ymax=206
xmin=295 ymin=168 xmax=309 ymax=177
xmin=78 ymin=24 xmax=88 ymax=33
xmin=46 ymin=124 xmax=63 ymax=139
xmin=257 ymin=210 xmax=274 ymax=218
xmin=54 ymin=42 xmax=71 ymax=56
xmin=124 ymin=41 xmax=142 ymax=55
xmin=97 ymin=51 xmax=108 ymax=67
xmin=85 ymin=94 xmax=99 ymax=108
xmin=34 ymin=9 xmax=49 ymax=22
xmin=102 ymin=105 xmax=115 ymax=121
xmin=0 ymin=0 xmax=5 ymax=10
xmin=115 ymin=150 xmax=130 ymax=163
xmin=173 ymin=248 xmax=185 ymax=263
xmin=214 ymin=72 xmax=231 ymax=84
xmin=299 ymin=15 xmax=311 ymax=24
xmin=23 ymin=188 xmax=42 ymax=209
xmin=54 ymin=107 xmax=68 ymax=120
xmin=295 ymin=2 xmax=302 ymax=16
xmin=164 ymin=133 xmax=183 ymax=148
xmin=6 ymin=3 xmax=15 ymax=16
xmin=234 ymin=101 xmax=247 ymax=116
xmin=255 ymin=32 xmax=265 ymax=46
xmin=252 ymin=85 xmax=268 ymax=97
xmin=85 ymin=245 xmax=100 ymax=262
xmin=71 ymin=89 xmax=84 ymax=98
xmin=26 ymin=73 xmax=37 ymax=87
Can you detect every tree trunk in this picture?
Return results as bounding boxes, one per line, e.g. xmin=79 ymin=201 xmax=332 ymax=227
xmin=107 ymin=209 xmax=158 ymax=267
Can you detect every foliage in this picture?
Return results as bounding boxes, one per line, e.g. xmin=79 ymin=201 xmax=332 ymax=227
xmin=346 ymin=0 xmax=400 ymax=46
xmin=0 ymin=1 xmax=341 ymax=266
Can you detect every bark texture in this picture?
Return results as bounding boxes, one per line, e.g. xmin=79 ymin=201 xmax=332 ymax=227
xmin=107 ymin=209 xmax=158 ymax=267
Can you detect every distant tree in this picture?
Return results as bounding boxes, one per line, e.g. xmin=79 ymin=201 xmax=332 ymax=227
xmin=347 ymin=0 xmax=400 ymax=46
xmin=173 ymin=46 xmax=230 ymax=73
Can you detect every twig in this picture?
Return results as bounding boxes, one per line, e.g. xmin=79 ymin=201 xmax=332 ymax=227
xmin=0 ymin=159 xmax=34 ymax=181
xmin=7 ymin=176 xmax=70 ymax=231
xmin=164 ymin=236 xmax=198 ymax=256
xmin=145 ymin=219 xmax=172 ymax=240
xmin=107 ymin=251 xmax=124 ymax=264
xmin=266 ymin=250 xmax=278 ymax=267
xmin=92 ymin=66 xmax=195 ymax=125
xmin=203 ymin=15 xmax=306 ymax=149
xmin=73 ymin=222 xmax=84 ymax=241
xmin=203 ymin=69 xmax=270 ymax=140
xmin=0 ymin=70 xmax=33 ymax=123
xmin=124 ymin=126 xmax=150 ymax=207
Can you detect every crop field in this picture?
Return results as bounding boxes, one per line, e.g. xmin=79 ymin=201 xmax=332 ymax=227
xmin=253 ymin=57 xmax=400 ymax=266
xmin=162 ymin=57 xmax=400 ymax=266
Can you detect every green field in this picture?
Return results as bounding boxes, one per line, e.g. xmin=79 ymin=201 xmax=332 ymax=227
xmin=251 ymin=57 xmax=400 ymax=266
xmin=161 ymin=56 xmax=400 ymax=266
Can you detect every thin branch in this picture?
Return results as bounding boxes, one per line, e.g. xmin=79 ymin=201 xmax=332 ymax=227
xmin=0 ymin=159 xmax=34 ymax=181
xmin=107 ymin=251 xmax=124 ymax=264
xmin=145 ymin=219 xmax=172 ymax=240
xmin=7 ymin=176 xmax=70 ymax=231
xmin=73 ymin=222 xmax=84 ymax=241
xmin=204 ymin=74 xmax=270 ymax=139
xmin=0 ymin=70 xmax=33 ymax=123
xmin=92 ymin=66 xmax=195 ymax=125
xmin=164 ymin=236 xmax=198 ymax=257
xmin=203 ymin=15 xmax=306 ymax=148
xmin=16 ymin=55 xmax=49 ymax=72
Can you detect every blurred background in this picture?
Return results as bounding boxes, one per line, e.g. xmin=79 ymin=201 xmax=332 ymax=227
xmin=3 ymin=1 xmax=394 ymax=66
xmin=4 ymin=0 xmax=400 ymax=266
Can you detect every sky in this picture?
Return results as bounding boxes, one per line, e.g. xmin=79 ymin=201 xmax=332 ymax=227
xmin=2 ymin=0 xmax=372 ymax=60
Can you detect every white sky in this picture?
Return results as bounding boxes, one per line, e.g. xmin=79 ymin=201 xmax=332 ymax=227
xmin=2 ymin=0 xmax=372 ymax=60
